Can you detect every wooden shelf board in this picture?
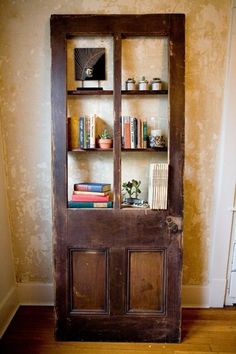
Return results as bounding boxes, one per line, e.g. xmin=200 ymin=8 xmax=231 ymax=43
xmin=122 ymin=147 xmax=167 ymax=152
xmin=121 ymin=90 xmax=168 ymax=95
xmin=68 ymin=148 xmax=113 ymax=152
xmin=67 ymin=89 xmax=168 ymax=96
xmin=67 ymin=90 xmax=113 ymax=95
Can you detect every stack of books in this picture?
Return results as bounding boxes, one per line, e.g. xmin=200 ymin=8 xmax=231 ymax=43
xmin=68 ymin=182 xmax=112 ymax=208
xmin=67 ymin=114 xmax=96 ymax=149
xmin=121 ymin=116 xmax=148 ymax=149
xmin=148 ymin=163 xmax=168 ymax=209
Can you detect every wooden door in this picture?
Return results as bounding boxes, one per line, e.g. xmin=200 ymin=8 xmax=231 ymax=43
xmin=51 ymin=14 xmax=185 ymax=342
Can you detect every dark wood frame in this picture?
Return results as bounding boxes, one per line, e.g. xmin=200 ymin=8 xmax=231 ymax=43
xmin=51 ymin=14 xmax=185 ymax=342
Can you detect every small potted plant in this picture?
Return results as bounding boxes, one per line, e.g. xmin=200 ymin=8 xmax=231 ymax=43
xmin=122 ymin=179 xmax=141 ymax=205
xmin=98 ymin=128 xmax=113 ymax=149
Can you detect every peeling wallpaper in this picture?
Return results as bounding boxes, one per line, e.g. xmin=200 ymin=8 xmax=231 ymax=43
xmin=0 ymin=0 xmax=230 ymax=285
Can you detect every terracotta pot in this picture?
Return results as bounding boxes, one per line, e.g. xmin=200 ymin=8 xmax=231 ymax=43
xmin=98 ymin=138 xmax=113 ymax=149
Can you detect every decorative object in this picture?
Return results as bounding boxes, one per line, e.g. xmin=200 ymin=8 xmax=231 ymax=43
xmin=138 ymin=76 xmax=149 ymax=90
xmin=149 ymin=134 xmax=166 ymax=148
xmin=122 ymin=179 xmax=141 ymax=204
xmin=74 ymin=48 xmax=105 ymax=87
xmin=125 ymin=78 xmax=136 ymax=90
xmin=151 ymin=77 xmax=162 ymax=90
xmin=98 ymin=128 xmax=113 ymax=149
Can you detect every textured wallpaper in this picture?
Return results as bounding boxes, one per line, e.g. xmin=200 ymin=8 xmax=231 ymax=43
xmin=0 ymin=0 xmax=230 ymax=285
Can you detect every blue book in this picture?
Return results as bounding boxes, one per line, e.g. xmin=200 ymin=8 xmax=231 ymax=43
xmin=68 ymin=201 xmax=113 ymax=208
xmin=74 ymin=182 xmax=111 ymax=192
xmin=79 ymin=117 xmax=84 ymax=148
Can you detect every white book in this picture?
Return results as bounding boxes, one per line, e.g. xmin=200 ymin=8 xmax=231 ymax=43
xmin=148 ymin=163 xmax=168 ymax=209
xmin=89 ymin=114 xmax=96 ymax=149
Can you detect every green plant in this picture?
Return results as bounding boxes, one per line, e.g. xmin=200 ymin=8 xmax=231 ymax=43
xmin=99 ymin=128 xmax=112 ymax=139
xmin=122 ymin=179 xmax=141 ymax=199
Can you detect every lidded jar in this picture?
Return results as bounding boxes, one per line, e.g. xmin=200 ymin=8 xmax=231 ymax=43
xmin=138 ymin=77 xmax=149 ymax=91
xmin=151 ymin=78 xmax=162 ymax=91
xmin=125 ymin=78 xmax=136 ymax=91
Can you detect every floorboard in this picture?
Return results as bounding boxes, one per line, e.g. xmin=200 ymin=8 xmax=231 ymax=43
xmin=0 ymin=307 xmax=236 ymax=354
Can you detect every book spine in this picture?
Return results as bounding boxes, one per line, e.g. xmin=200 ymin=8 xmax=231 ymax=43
xmin=68 ymin=116 xmax=79 ymax=149
xmin=130 ymin=117 xmax=135 ymax=149
xmin=73 ymin=191 xmax=109 ymax=196
xmin=85 ymin=115 xmax=90 ymax=148
xmin=124 ymin=116 xmax=131 ymax=149
xmin=121 ymin=116 xmax=125 ymax=148
xmin=68 ymin=201 xmax=113 ymax=208
xmin=90 ymin=114 xmax=96 ymax=149
xmin=137 ymin=118 xmax=141 ymax=149
xmin=79 ymin=117 xmax=84 ymax=148
xmin=143 ymin=120 xmax=147 ymax=148
xmin=74 ymin=184 xmax=109 ymax=192
xmin=72 ymin=194 xmax=110 ymax=202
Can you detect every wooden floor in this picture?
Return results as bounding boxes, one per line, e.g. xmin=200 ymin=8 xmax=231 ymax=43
xmin=0 ymin=306 xmax=236 ymax=354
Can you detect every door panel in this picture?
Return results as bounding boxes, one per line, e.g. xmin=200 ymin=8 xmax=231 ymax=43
xmin=70 ymin=249 xmax=108 ymax=313
xmin=127 ymin=249 xmax=165 ymax=314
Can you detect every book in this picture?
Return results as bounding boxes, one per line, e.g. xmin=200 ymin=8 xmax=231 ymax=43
xmin=72 ymin=194 xmax=110 ymax=202
xmin=143 ymin=120 xmax=148 ymax=148
xmin=90 ymin=114 xmax=96 ymax=149
xmin=68 ymin=116 xmax=79 ymax=149
xmin=79 ymin=117 xmax=85 ymax=148
xmin=74 ymin=182 xmax=111 ymax=192
xmin=68 ymin=201 xmax=113 ymax=208
xmin=73 ymin=190 xmax=110 ymax=196
xmin=124 ymin=116 xmax=131 ymax=148
xmin=148 ymin=163 xmax=168 ymax=209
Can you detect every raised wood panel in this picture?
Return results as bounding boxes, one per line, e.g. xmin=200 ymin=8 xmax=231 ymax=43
xmin=70 ymin=249 xmax=108 ymax=313
xmin=127 ymin=250 xmax=165 ymax=314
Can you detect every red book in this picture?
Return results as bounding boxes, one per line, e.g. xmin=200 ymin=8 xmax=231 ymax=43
xmin=72 ymin=194 xmax=110 ymax=202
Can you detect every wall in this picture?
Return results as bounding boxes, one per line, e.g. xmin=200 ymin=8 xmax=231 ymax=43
xmin=0 ymin=0 xmax=231 ymax=306
xmin=0 ymin=124 xmax=18 ymax=337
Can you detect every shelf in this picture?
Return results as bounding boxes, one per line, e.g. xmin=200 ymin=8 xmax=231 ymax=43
xmin=122 ymin=147 xmax=167 ymax=152
xmin=121 ymin=90 xmax=168 ymax=95
xmin=67 ymin=89 xmax=168 ymax=96
xmin=68 ymin=148 xmax=113 ymax=152
xmin=68 ymin=147 xmax=167 ymax=152
xmin=67 ymin=90 xmax=113 ymax=95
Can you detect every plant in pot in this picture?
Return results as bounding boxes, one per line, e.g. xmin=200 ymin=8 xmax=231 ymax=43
xmin=98 ymin=129 xmax=113 ymax=149
xmin=122 ymin=179 xmax=141 ymax=205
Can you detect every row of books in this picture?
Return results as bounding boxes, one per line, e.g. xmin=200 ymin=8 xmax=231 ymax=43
xmin=68 ymin=183 xmax=113 ymax=208
xmin=68 ymin=115 xmax=150 ymax=150
xmin=121 ymin=116 xmax=148 ymax=149
xmin=68 ymin=115 xmax=96 ymax=150
xmin=148 ymin=163 xmax=168 ymax=209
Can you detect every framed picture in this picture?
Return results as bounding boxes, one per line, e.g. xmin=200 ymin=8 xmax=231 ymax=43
xmin=74 ymin=48 xmax=106 ymax=81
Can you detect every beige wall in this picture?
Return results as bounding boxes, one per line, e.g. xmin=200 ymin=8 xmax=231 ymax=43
xmin=0 ymin=0 xmax=230 ymax=287
xmin=0 ymin=122 xmax=17 ymax=336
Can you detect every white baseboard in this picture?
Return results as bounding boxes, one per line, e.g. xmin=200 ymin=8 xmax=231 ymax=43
xmin=17 ymin=282 xmax=55 ymax=306
xmin=182 ymin=285 xmax=210 ymax=308
xmin=0 ymin=286 xmax=19 ymax=338
xmin=209 ymin=278 xmax=227 ymax=307
xmin=16 ymin=282 xmax=210 ymax=308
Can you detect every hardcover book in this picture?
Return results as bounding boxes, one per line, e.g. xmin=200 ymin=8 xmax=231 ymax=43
xmin=74 ymin=182 xmax=111 ymax=193
xmin=68 ymin=201 xmax=113 ymax=208
xmin=72 ymin=194 xmax=110 ymax=202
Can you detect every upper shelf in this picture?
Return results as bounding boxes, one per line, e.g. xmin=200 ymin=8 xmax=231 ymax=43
xmin=67 ymin=89 xmax=168 ymax=96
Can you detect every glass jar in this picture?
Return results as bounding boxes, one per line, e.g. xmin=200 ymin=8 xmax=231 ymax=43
xmin=151 ymin=78 xmax=162 ymax=91
xmin=138 ymin=77 xmax=149 ymax=91
xmin=125 ymin=78 xmax=136 ymax=91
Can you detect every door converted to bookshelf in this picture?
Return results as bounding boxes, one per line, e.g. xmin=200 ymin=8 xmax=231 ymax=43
xmin=51 ymin=14 xmax=185 ymax=342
